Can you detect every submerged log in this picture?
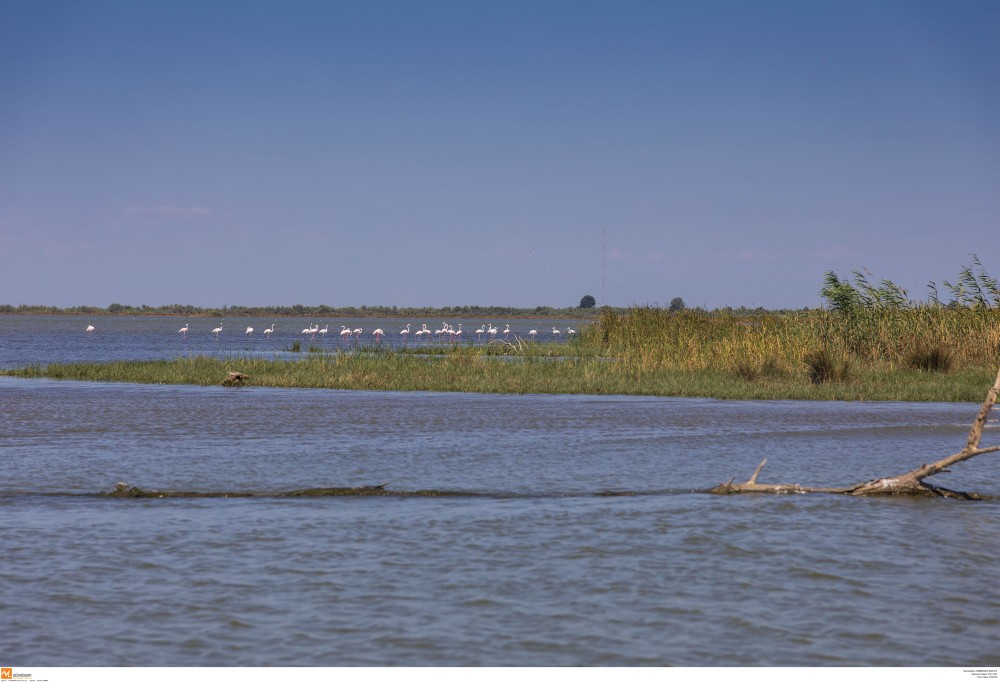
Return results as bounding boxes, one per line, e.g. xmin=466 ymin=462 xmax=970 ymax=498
xmin=711 ymin=365 xmax=1000 ymax=499
xmin=103 ymin=481 xmax=469 ymax=498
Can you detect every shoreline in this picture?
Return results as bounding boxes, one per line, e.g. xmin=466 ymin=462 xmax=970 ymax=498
xmin=4 ymin=355 xmax=995 ymax=403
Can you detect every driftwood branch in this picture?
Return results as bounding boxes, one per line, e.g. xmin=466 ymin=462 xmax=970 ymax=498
xmin=710 ymin=365 xmax=1000 ymax=499
xmin=747 ymin=458 xmax=767 ymax=484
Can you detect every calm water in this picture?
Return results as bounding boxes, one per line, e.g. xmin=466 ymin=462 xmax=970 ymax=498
xmin=2 ymin=315 xmax=999 ymax=666
xmin=0 ymin=314 xmax=584 ymax=369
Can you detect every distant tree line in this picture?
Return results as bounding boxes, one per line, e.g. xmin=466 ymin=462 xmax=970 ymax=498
xmin=25 ymin=259 xmax=994 ymax=321
xmin=0 ymin=298 xmax=814 ymax=317
xmin=0 ymin=302 xmax=613 ymax=318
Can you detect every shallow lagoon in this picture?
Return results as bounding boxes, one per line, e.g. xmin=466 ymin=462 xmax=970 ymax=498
xmin=1 ymin=316 xmax=998 ymax=666
xmin=0 ymin=314 xmax=584 ymax=370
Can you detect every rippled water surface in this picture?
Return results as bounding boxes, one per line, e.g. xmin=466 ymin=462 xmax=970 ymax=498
xmin=2 ymin=315 xmax=999 ymax=666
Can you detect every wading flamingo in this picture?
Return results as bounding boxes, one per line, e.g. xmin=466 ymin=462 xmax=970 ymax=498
xmin=245 ymin=325 xmax=254 ymax=336
xmin=212 ymin=322 xmax=223 ymax=337
xmin=263 ymin=324 xmax=275 ymax=339
xmin=85 ymin=324 xmax=95 ymax=333
xmin=178 ymin=324 xmax=189 ymax=336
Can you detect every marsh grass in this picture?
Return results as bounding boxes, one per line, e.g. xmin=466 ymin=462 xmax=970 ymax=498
xmin=6 ymin=352 xmax=997 ymax=401
xmin=6 ymin=306 xmax=999 ymax=401
xmin=905 ymin=344 xmax=954 ymax=373
xmin=586 ymin=305 xmax=998 ymax=372
xmin=803 ymin=348 xmax=850 ymax=384
xmin=735 ymin=356 xmax=787 ymax=382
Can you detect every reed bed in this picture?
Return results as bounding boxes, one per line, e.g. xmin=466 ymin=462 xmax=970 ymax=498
xmin=6 ymin=306 xmax=999 ymax=401
xmin=585 ymin=306 xmax=1000 ymax=375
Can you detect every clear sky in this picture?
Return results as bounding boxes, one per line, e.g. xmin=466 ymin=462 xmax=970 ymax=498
xmin=2 ymin=1 xmax=998 ymax=310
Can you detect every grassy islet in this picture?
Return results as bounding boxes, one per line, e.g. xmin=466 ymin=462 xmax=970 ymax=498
xmin=5 ymin=307 xmax=999 ymax=402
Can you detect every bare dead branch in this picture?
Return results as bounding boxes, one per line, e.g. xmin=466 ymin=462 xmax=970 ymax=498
xmin=712 ymin=365 xmax=1000 ymax=499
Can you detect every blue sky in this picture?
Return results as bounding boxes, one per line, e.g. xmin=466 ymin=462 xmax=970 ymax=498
xmin=2 ymin=1 xmax=998 ymax=310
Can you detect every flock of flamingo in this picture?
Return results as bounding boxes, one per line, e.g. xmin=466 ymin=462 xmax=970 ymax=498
xmin=85 ymin=321 xmax=578 ymax=342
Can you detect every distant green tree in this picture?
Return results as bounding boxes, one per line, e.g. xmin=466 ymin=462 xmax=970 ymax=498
xmin=579 ymin=294 xmax=596 ymax=309
xmin=669 ymin=297 xmax=686 ymax=311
